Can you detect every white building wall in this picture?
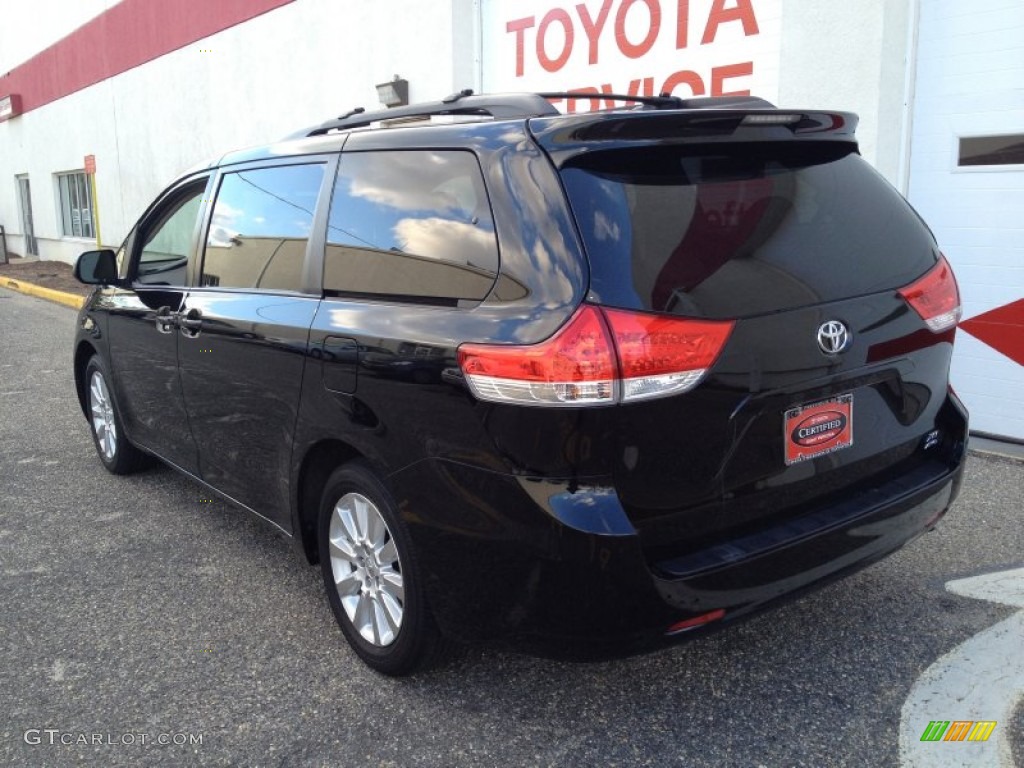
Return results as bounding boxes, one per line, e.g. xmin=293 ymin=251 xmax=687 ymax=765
xmin=3 ymin=80 xmax=122 ymax=263
xmin=0 ymin=0 xmax=471 ymax=262
xmin=777 ymin=0 xmax=913 ymax=186
xmin=478 ymin=0 xmax=915 ymax=185
xmin=907 ymin=0 xmax=1024 ymax=441
xmin=482 ymin=1 xmax=785 ymax=108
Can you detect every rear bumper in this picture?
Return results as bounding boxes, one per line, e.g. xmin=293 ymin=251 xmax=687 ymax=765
xmin=651 ymin=459 xmax=959 ymax=617
xmin=387 ymin=398 xmax=967 ymax=655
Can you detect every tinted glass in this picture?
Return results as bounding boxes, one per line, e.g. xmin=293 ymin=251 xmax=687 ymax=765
xmin=137 ymin=183 xmax=205 ymax=285
xmin=325 ymin=150 xmax=498 ymax=303
xmin=561 ymin=144 xmax=937 ymax=318
xmin=203 ymin=164 xmax=324 ymax=292
xmin=958 ymin=134 xmax=1024 ymax=167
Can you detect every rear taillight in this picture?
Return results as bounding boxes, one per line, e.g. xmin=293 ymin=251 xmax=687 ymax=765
xmin=457 ymin=305 xmax=734 ymax=407
xmin=602 ymin=308 xmax=735 ymax=402
xmin=457 ymin=305 xmax=617 ymax=406
xmin=899 ymin=254 xmax=961 ymax=332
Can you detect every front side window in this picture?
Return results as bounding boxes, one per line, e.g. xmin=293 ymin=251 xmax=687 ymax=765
xmin=325 ymin=150 xmax=499 ymax=303
xmin=57 ymin=171 xmax=94 ymax=239
xmin=202 ymin=163 xmax=325 ymax=292
xmin=135 ymin=182 xmax=206 ymax=286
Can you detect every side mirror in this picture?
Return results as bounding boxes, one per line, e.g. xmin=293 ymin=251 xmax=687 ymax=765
xmin=75 ymin=249 xmax=119 ymax=285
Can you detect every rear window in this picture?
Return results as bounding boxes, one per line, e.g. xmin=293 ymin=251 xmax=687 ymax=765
xmin=561 ymin=144 xmax=937 ymax=318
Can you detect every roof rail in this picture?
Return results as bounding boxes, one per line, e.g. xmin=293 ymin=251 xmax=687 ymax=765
xmin=284 ymin=90 xmax=778 ymax=140
xmin=285 ymin=90 xmax=560 ymax=139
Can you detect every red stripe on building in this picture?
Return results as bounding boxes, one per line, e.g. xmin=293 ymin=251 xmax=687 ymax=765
xmin=960 ymin=298 xmax=1024 ymax=367
xmin=0 ymin=0 xmax=296 ymax=115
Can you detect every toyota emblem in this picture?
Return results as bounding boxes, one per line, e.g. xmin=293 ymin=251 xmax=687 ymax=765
xmin=817 ymin=320 xmax=850 ymax=355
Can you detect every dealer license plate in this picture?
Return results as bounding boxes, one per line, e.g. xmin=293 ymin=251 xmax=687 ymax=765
xmin=783 ymin=393 xmax=854 ymax=465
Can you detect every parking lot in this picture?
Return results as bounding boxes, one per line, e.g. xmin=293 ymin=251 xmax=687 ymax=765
xmin=2 ymin=285 xmax=1021 ymax=768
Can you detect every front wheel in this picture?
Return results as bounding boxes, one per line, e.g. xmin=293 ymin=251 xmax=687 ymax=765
xmin=84 ymin=356 xmax=148 ymax=474
xmin=317 ymin=462 xmax=446 ymax=675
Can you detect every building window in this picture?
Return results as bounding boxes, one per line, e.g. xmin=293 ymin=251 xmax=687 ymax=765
xmin=57 ymin=171 xmax=95 ymax=238
xmin=958 ymin=135 xmax=1024 ymax=167
xmin=16 ymin=175 xmax=38 ymax=256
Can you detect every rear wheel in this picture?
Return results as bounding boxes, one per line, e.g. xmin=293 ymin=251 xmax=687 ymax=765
xmin=318 ymin=462 xmax=445 ymax=675
xmin=85 ymin=356 xmax=148 ymax=474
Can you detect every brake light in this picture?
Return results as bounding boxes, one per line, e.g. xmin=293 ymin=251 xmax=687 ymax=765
xmin=899 ymin=254 xmax=961 ymax=332
xmin=458 ymin=305 xmax=617 ymax=406
xmin=457 ymin=305 xmax=734 ymax=407
xmin=602 ymin=308 xmax=734 ymax=402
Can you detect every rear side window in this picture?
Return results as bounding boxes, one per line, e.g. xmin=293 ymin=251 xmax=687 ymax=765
xmin=325 ymin=150 xmax=498 ymax=303
xmin=203 ymin=163 xmax=324 ymax=292
xmin=561 ymin=144 xmax=937 ymax=318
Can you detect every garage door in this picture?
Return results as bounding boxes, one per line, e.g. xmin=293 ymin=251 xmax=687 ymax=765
xmin=908 ymin=0 xmax=1024 ymax=441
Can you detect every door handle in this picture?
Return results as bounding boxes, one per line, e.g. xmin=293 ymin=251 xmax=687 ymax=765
xmin=177 ymin=307 xmax=203 ymax=338
xmin=155 ymin=306 xmax=175 ymax=334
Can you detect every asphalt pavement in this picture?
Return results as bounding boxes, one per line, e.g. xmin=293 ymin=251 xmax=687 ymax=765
xmin=1 ymin=285 xmax=1021 ymax=768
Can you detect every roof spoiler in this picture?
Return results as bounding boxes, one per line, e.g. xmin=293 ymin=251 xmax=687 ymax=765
xmin=540 ymin=92 xmax=776 ymax=111
xmin=529 ymin=109 xmax=859 ymax=164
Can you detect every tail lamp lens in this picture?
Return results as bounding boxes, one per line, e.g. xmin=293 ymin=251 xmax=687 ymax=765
xmin=457 ymin=305 xmax=734 ymax=407
xmin=457 ymin=305 xmax=617 ymax=406
xmin=899 ymin=254 xmax=961 ymax=332
xmin=602 ymin=308 xmax=735 ymax=402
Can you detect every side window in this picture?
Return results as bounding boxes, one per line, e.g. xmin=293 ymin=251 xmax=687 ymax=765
xmin=203 ymin=163 xmax=324 ymax=292
xmin=325 ymin=150 xmax=499 ymax=302
xmin=136 ymin=183 xmax=205 ymax=285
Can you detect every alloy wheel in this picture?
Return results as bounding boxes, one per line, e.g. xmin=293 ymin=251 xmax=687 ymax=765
xmin=89 ymin=370 xmax=117 ymax=461
xmin=327 ymin=492 xmax=405 ymax=646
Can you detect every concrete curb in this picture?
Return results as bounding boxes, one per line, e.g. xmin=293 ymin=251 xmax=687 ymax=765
xmin=969 ymin=436 xmax=1024 ymax=463
xmin=0 ymin=275 xmax=86 ymax=310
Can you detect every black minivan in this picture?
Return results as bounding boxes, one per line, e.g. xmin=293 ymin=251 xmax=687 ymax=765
xmin=73 ymin=92 xmax=968 ymax=675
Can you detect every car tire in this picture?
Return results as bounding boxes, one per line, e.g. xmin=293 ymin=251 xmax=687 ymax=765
xmin=318 ymin=461 xmax=447 ymax=676
xmin=84 ymin=356 xmax=149 ymax=475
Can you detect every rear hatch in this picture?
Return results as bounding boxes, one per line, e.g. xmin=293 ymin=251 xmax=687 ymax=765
xmin=530 ymin=109 xmax=964 ymax=562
